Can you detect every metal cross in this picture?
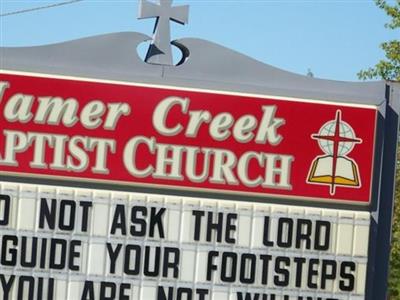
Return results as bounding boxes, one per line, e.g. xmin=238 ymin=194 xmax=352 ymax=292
xmin=138 ymin=0 xmax=189 ymax=66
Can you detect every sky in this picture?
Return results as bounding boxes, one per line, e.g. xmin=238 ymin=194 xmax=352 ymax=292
xmin=0 ymin=0 xmax=398 ymax=81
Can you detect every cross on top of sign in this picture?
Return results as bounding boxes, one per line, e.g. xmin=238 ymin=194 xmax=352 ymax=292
xmin=138 ymin=0 xmax=189 ymax=66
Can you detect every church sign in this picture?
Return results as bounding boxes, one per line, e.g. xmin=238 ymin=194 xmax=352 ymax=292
xmin=0 ymin=71 xmax=377 ymax=204
xmin=0 ymin=1 xmax=399 ymax=300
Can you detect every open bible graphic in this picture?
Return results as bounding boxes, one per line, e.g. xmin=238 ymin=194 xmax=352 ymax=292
xmin=307 ymin=110 xmax=362 ymax=195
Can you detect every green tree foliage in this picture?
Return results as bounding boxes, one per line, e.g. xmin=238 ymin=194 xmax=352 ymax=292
xmin=358 ymin=0 xmax=400 ymax=81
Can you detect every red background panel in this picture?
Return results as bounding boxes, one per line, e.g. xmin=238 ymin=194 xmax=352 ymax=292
xmin=0 ymin=73 xmax=377 ymax=204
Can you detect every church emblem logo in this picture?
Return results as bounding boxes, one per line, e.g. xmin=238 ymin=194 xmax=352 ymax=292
xmin=307 ymin=110 xmax=362 ymax=195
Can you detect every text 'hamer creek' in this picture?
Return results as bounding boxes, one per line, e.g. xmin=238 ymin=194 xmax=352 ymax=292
xmin=0 ymin=83 xmax=294 ymax=190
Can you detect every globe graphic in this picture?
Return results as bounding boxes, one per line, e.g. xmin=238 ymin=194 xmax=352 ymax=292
xmin=317 ymin=120 xmax=357 ymax=156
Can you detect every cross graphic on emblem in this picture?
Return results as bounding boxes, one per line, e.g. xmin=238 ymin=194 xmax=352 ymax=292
xmin=138 ymin=0 xmax=189 ymax=66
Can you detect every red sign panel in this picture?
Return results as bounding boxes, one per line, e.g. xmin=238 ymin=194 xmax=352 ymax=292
xmin=0 ymin=72 xmax=377 ymax=204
